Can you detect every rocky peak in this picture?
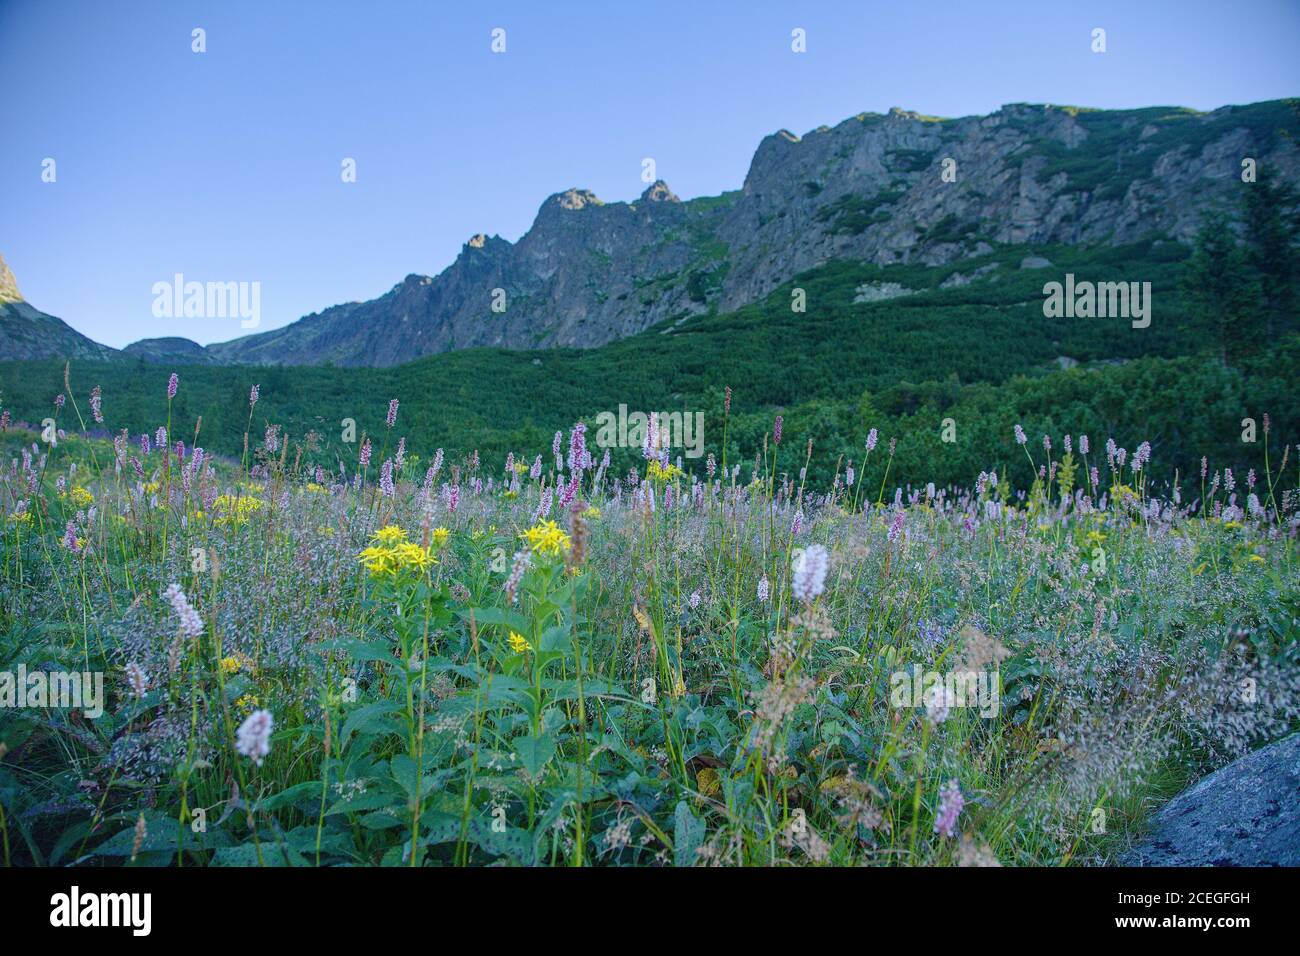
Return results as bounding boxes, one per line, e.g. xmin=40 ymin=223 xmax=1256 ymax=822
xmin=886 ymin=107 xmax=927 ymax=123
xmin=0 ymin=253 xmax=21 ymax=304
xmin=640 ymin=180 xmax=680 ymax=203
xmin=554 ymin=188 xmax=602 ymax=211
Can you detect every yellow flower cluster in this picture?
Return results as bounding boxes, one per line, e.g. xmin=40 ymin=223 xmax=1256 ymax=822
xmin=213 ymin=494 xmax=264 ymax=527
xmin=357 ymin=525 xmax=434 ymax=578
xmin=306 ymin=482 xmax=329 ymax=494
xmin=1110 ymin=484 xmax=1140 ymax=507
xmin=520 ymin=519 xmax=570 ymax=557
xmin=582 ymin=505 xmax=601 ymax=519
xmin=219 ymin=652 xmax=254 ymax=676
xmin=431 ymin=527 xmax=450 ymax=548
xmin=508 ymin=631 xmax=530 ymax=653
xmin=646 ymin=460 xmax=683 ymax=482
xmin=64 ymin=486 xmax=95 ymax=509
xmin=7 ymin=510 xmax=32 ymax=525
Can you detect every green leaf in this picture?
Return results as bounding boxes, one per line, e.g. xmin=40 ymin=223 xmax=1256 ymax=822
xmin=339 ymin=701 xmax=404 ymax=751
xmin=93 ymin=812 xmax=179 ymax=856
xmin=513 ymin=732 xmax=556 ymax=777
xmin=539 ymin=624 xmax=572 ymax=653
xmin=259 ymin=781 xmax=323 ymax=813
xmin=673 ymin=800 xmax=705 ymax=867
xmin=461 ymin=606 xmax=531 ymax=635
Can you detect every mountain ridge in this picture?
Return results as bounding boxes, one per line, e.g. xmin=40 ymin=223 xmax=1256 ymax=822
xmin=3 ymin=99 xmax=1296 ymax=367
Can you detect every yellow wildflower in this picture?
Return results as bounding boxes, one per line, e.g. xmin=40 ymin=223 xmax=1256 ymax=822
xmin=582 ymin=505 xmax=601 ymax=519
xmin=68 ymin=486 xmax=94 ymax=508
xmin=508 ymin=631 xmax=530 ymax=653
xmin=7 ymin=510 xmax=32 ymax=525
xmin=220 ymin=656 xmax=242 ymax=676
xmin=213 ymin=494 xmax=264 ymax=527
xmin=357 ymin=528 xmax=434 ymax=579
xmin=646 ymin=459 xmax=683 ymax=482
xmin=1111 ymin=484 xmax=1140 ymax=507
xmin=371 ymin=525 xmax=409 ymax=545
xmin=520 ymin=519 xmax=570 ymax=557
xmin=431 ymin=527 xmax=450 ymax=548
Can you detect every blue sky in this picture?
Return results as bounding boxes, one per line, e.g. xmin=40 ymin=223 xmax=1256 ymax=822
xmin=2 ymin=0 xmax=1298 ymax=348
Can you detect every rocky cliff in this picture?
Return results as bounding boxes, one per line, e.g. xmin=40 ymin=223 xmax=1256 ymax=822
xmin=206 ymin=99 xmax=1296 ymax=367
xmin=5 ymin=99 xmax=1296 ymax=367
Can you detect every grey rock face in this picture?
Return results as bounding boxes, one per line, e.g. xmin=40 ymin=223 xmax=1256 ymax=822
xmin=1123 ymin=733 xmax=1300 ymax=866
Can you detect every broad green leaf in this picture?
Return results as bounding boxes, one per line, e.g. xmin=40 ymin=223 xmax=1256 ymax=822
xmin=514 ymin=732 xmax=556 ymax=777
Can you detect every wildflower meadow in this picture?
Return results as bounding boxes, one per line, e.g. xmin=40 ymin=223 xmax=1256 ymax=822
xmin=1 ymin=372 xmax=1296 ymax=867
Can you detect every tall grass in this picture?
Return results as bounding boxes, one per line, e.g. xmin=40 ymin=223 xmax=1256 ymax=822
xmin=0 ymin=373 xmax=1296 ymax=866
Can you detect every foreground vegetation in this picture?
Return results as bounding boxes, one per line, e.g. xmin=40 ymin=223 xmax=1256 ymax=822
xmin=1 ymin=375 xmax=1296 ymax=866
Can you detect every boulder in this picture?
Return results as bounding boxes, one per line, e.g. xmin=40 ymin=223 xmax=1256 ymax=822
xmin=1123 ymin=734 xmax=1300 ymax=866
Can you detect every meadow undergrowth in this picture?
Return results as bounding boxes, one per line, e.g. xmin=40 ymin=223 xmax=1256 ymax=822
xmin=1 ymin=371 xmax=1297 ymax=867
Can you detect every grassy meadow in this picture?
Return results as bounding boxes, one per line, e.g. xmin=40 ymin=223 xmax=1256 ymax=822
xmin=1 ymin=373 xmax=1297 ymax=866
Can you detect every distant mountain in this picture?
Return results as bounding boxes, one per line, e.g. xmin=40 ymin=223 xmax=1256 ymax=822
xmin=5 ymin=100 xmax=1297 ymax=368
xmin=121 ymin=337 xmax=213 ymax=364
xmin=202 ymin=99 xmax=1298 ymax=367
xmin=0 ymin=253 xmax=119 ymax=362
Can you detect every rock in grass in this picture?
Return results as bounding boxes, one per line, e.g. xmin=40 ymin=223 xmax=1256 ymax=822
xmin=1123 ymin=733 xmax=1300 ymax=866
